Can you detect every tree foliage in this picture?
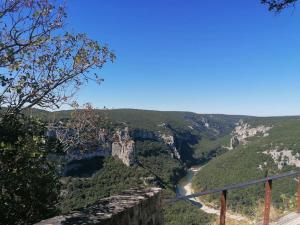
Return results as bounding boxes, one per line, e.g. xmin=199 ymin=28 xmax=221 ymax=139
xmin=0 ymin=116 xmax=60 ymax=225
xmin=0 ymin=0 xmax=115 ymax=115
xmin=0 ymin=1 xmax=115 ymax=224
xmin=163 ymin=201 xmax=215 ymax=225
xmin=54 ymin=103 xmax=110 ymax=152
xmin=261 ymin=0 xmax=297 ymax=12
xmin=193 ymin=118 xmax=300 ymax=216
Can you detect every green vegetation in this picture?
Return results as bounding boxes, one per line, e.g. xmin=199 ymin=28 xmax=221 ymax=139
xmin=193 ymin=117 xmax=300 ymax=216
xmin=0 ymin=116 xmax=60 ymax=225
xmin=53 ymin=110 xmax=246 ymax=225
xmin=0 ymin=0 xmax=298 ymax=224
xmin=64 ymin=157 xmax=105 ymax=177
xmin=8 ymin=103 xmax=300 ymax=225
xmin=164 ymin=201 xmax=215 ymax=225
xmin=33 ymin=108 xmax=243 ymax=135
xmin=34 ymin=108 xmax=244 ymax=168
xmin=136 ymin=140 xmax=185 ymax=187
xmin=57 ymin=112 xmax=300 ymax=224
xmin=60 ymin=157 xmax=150 ymax=213
xmin=192 ymin=135 xmax=230 ymax=162
xmin=0 ymin=0 xmax=113 ymax=223
xmin=16 ymin=107 xmax=300 ymax=224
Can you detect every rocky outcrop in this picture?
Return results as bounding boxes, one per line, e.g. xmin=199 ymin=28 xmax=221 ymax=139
xmin=229 ymin=120 xmax=272 ymax=149
xmin=185 ymin=115 xmax=221 ymax=135
xmin=263 ymin=148 xmax=300 ymax=170
xmin=112 ymin=127 xmax=136 ymax=166
xmin=49 ymin=125 xmax=136 ymax=167
xmin=62 ymin=145 xmax=111 ymax=163
xmin=230 ymin=136 xmax=240 ymax=149
xmin=201 ymin=117 xmax=210 ymax=128
xmin=130 ymin=128 xmax=182 ymax=160
xmin=140 ymin=176 xmax=158 ymax=186
xmin=159 ymin=134 xmax=181 ymax=159
xmin=185 ymin=116 xmax=208 ymax=132
xmin=131 ymin=129 xmax=157 ymax=140
xmin=35 ymin=188 xmax=163 ymax=225
xmin=50 ymin=118 xmax=193 ymax=166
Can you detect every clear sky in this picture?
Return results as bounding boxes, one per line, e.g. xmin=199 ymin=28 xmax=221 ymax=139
xmin=66 ymin=0 xmax=300 ymax=116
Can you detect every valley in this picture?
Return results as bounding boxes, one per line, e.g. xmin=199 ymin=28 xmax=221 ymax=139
xmin=2 ymin=1 xmax=299 ymax=224
xmin=176 ymin=165 xmax=250 ymax=222
xmin=32 ymin=109 xmax=300 ymax=225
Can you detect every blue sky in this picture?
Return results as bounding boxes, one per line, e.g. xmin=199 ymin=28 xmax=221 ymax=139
xmin=66 ymin=0 xmax=300 ymax=116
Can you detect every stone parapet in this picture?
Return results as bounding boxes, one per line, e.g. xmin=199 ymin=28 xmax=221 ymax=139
xmin=35 ymin=188 xmax=163 ymax=225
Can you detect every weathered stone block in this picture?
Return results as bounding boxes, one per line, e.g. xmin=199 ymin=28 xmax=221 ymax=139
xmin=35 ymin=188 xmax=163 ymax=225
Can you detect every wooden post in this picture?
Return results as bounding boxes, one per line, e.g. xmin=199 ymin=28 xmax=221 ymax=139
xmin=263 ymin=179 xmax=272 ymax=225
xmin=220 ymin=190 xmax=227 ymax=225
xmin=297 ymin=175 xmax=300 ymax=213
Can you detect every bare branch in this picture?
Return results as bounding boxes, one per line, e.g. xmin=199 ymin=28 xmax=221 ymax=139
xmin=0 ymin=0 xmax=115 ymax=116
xmin=53 ymin=103 xmax=110 ymax=152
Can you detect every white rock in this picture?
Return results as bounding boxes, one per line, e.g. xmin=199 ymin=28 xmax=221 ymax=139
xmin=228 ymin=120 xmax=272 ymax=149
xmin=160 ymin=134 xmax=181 ymax=159
xmin=263 ymin=148 xmax=300 ymax=170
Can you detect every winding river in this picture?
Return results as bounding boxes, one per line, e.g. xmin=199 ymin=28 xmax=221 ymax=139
xmin=176 ymin=165 xmax=250 ymax=222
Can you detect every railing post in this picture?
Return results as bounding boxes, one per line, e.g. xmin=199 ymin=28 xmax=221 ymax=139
xmin=220 ymin=190 xmax=227 ymax=225
xmin=263 ymin=179 xmax=272 ymax=225
xmin=297 ymin=175 xmax=300 ymax=213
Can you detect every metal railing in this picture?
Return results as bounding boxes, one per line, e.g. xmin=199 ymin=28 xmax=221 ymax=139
xmin=167 ymin=169 xmax=300 ymax=225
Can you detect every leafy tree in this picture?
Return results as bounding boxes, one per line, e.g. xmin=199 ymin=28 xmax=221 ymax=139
xmin=261 ymin=0 xmax=297 ymax=12
xmin=0 ymin=116 xmax=60 ymax=225
xmin=54 ymin=103 xmax=111 ymax=152
xmin=0 ymin=0 xmax=114 ymax=224
xmin=0 ymin=0 xmax=115 ymax=115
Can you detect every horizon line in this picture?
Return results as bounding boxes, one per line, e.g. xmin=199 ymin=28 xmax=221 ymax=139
xmin=32 ymin=107 xmax=300 ymax=118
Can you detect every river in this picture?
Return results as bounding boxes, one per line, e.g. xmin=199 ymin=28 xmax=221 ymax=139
xmin=176 ymin=165 xmax=251 ymax=222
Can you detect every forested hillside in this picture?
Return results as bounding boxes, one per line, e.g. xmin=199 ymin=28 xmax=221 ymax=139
xmin=193 ymin=117 xmax=300 ymax=217
xmin=30 ymin=109 xmax=300 ymax=224
xmin=31 ymin=108 xmax=244 ymax=225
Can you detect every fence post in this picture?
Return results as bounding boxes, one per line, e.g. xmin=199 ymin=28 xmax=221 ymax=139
xmin=263 ymin=179 xmax=272 ymax=225
xmin=297 ymin=175 xmax=300 ymax=213
xmin=220 ymin=190 xmax=227 ymax=225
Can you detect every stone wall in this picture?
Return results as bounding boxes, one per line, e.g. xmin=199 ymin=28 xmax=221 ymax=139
xmin=35 ymin=188 xmax=163 ymax=225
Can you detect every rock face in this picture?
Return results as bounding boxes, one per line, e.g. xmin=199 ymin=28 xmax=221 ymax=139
xmin=140 ymin=176 xmax=158 ymax=186
xmin=230 ymin=136 xmax=240 ymax=149
xmin=49 ymin=126 xmax=136 ymax=167
xmin=159 ymin=134 xmax=181 ymax=159
xmin=112 ymin=127 xmax=136 ymax=166
xmin=229 ymin=120 xmax=272 ymax=149
xmin=62 ymin=145 xmax=111 ymax=162
xmin=34 ymin=188 xmax=163 ymax=225
xmin=130 ymin=128 xmax=182 ymax=160
xmin=131 ymin=129 xmax=157 ymax=140
xmin=263 ymin=148 xmax=300 ymax=170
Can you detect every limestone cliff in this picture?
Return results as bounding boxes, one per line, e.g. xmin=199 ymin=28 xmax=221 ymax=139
xmin=130 ymin=128 xmax=181 ymax=160
xmin=263 ymin=148 xmax=300 ymax=170
xmin=48 ymin=125 xmax=136 ymax=167
xmin=62 ymin=144 xmax=111 ymax=163
xmin=229 ymin=120 xmax=272 ymax=149
xmin=159 ymin=134 xmax=181 ymax=159
xmin=112 ymin=127 xmax=136 ymax=166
